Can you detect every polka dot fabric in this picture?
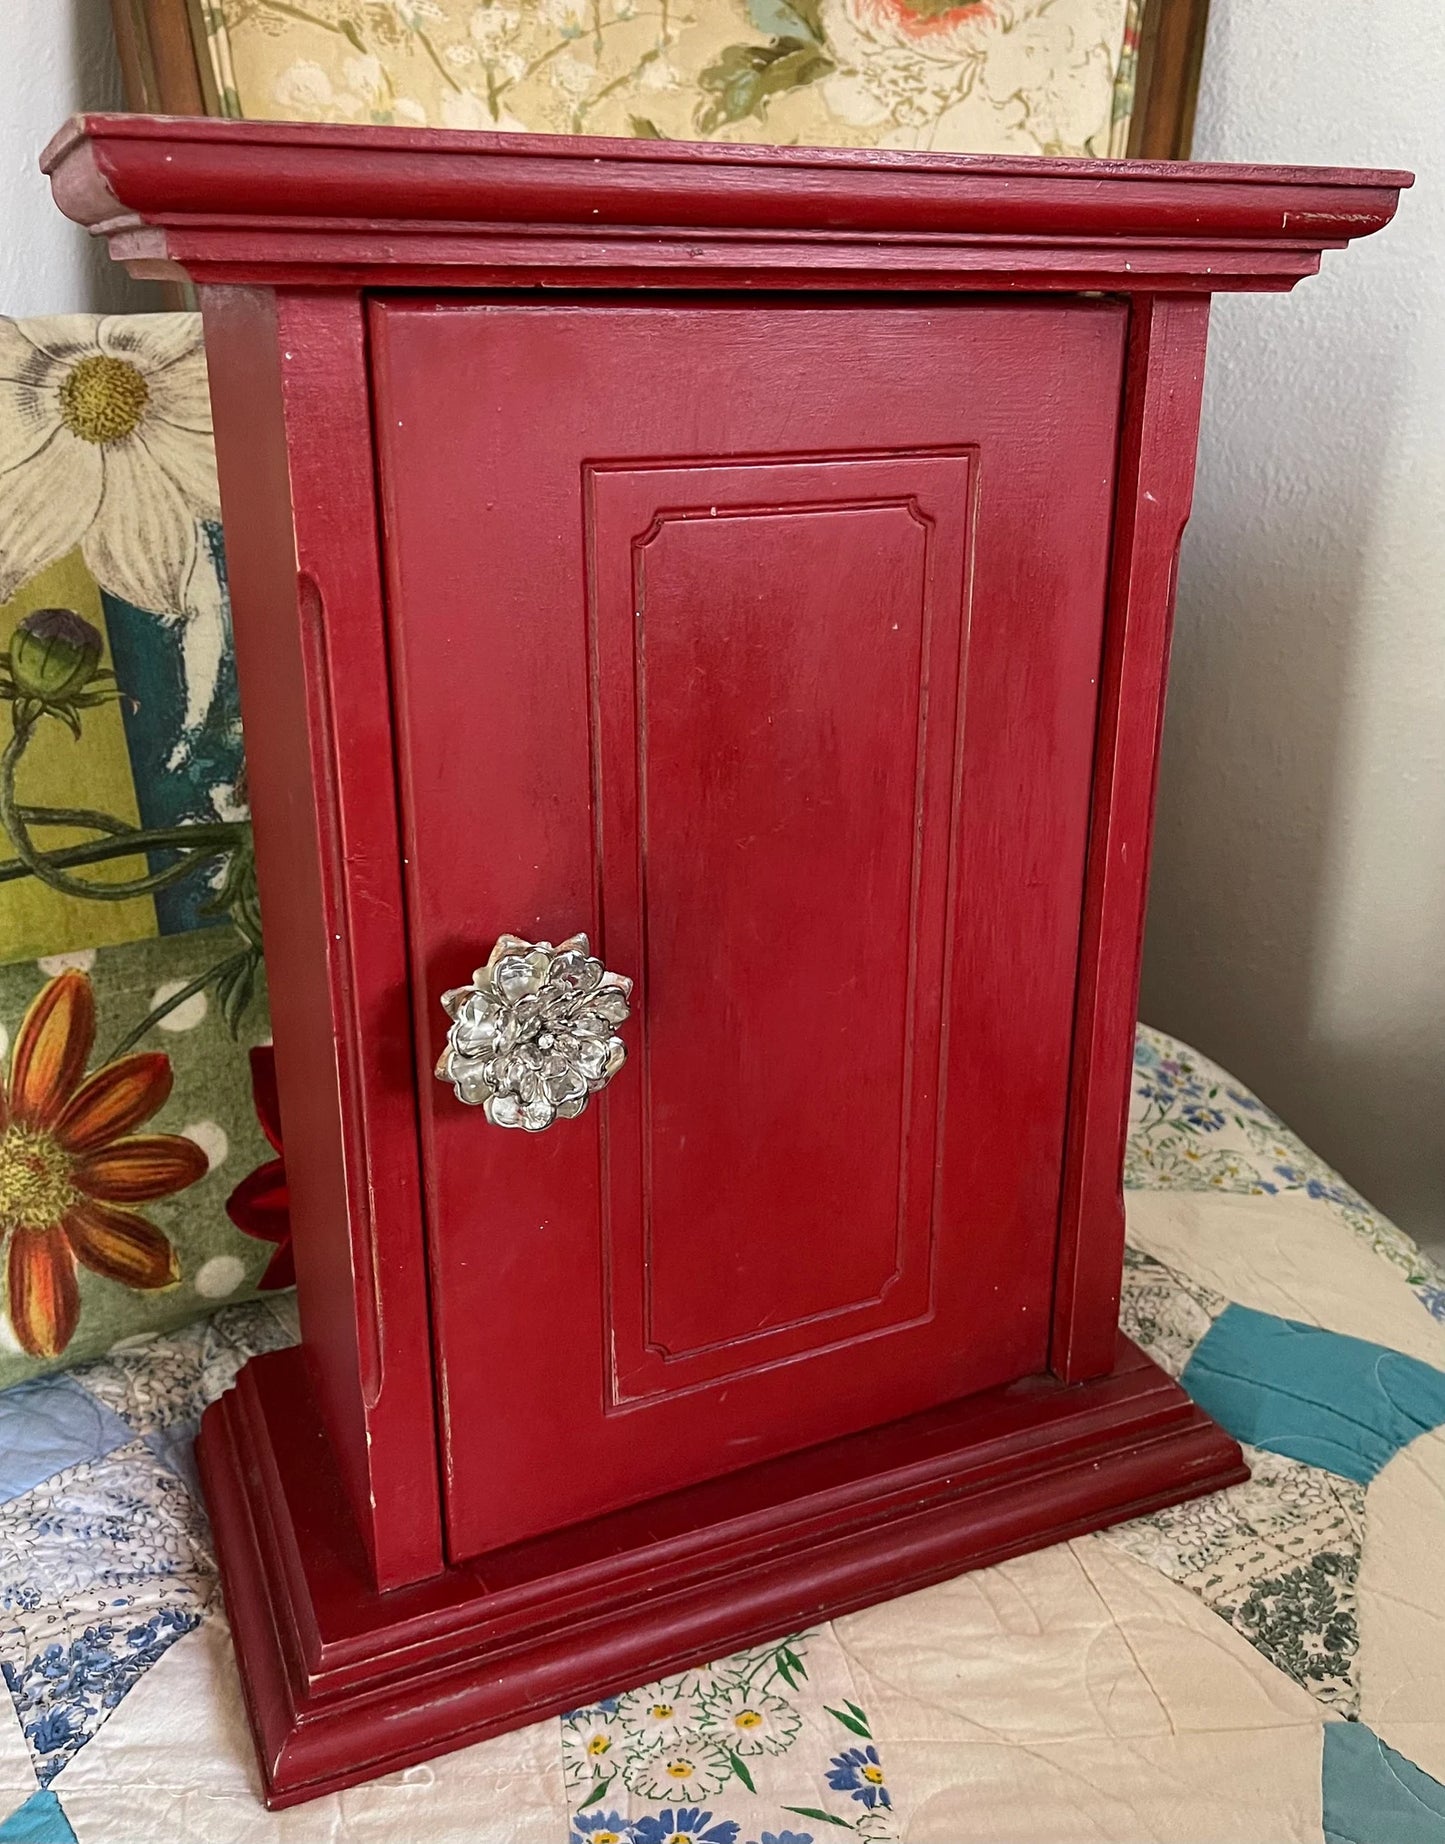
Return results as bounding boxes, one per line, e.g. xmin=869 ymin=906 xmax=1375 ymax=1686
xmin=0 ymin=933 xmax=279 ymax=1388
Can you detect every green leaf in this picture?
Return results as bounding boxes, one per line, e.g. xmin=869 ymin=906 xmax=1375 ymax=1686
xmin=577 ymin=1772 xmax=616 ymax=1810
xmin=773 ymin=1642 xmax=808 ymax=1688
xmin=629 ymin=115 xmax=664 ymax=138
xmin=695 ymin=39 xmax=835 ymax=133
xmin=218 ymin=951 xmax=259 ymax=1037
xmin=726 ymin=1748 xmax=756 ymax=1793
xmin=825 ymin=1702 xmax=872 ymax=1737
xmin=782 ymin=1807 xmax=855 ymax=1829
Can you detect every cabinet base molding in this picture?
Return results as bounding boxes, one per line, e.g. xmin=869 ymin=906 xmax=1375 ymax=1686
xmin=197 ymin=1341 xmax=1245 ymax=1808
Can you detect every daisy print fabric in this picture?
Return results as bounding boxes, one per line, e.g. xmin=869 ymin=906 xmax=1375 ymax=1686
xmin=563 ymin=1639 xmax=896 ymax=1842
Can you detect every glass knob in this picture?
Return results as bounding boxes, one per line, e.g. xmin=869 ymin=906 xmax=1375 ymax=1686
xmin=434 ymin=933 xmax=632 ymax=1131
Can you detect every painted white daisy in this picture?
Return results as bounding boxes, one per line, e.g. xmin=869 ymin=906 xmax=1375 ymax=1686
xmin=0 ymin=314 xmax=220 ymax=614
xmin=559 ymin=1710 xmax=628 ymax=1789
xmin=620 ymin=1730 xmax=731 ymax=1803
xmin=698 ymin=1679 xmax=802 ymax=1756
xmin=615 ymin=1675 xmax=707 ymax=1742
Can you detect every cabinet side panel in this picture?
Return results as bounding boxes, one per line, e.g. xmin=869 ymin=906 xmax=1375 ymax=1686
xmin=1051 ymin=294 xmax=1211 ymax=1380
xmin=199 ymin=286 xmax=443 ymax=1588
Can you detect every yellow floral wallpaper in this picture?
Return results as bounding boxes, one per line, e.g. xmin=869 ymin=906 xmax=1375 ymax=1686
xmin=194 ymin=0 xmax=1141 ymax=157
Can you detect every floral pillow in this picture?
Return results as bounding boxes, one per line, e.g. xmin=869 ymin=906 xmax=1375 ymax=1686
xmin=1 ymin=313 xmax=286 ymax=1386
xmin=0 ymin=950 xmax=289 ymax=1385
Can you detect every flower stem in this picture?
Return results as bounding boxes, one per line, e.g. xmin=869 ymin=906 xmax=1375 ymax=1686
xmin=0 ymin=823 xmax=244 ymax=887
xmin=0 ymin=719 xmax=239 ymax=900
xmin=101 ymin=949 xmax=251 ymax=1064
xmin=18 ymin=804 xmax=135 ymax=835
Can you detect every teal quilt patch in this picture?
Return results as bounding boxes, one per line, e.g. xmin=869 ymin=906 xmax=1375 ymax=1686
xmin=1324 ymin=1722 xmax=1445 ymax=1843
xmin=1183 ymin=1305 xmax=1445 ymax=1483
xmin=0 ymin=1790 xmax=77 ymax=1844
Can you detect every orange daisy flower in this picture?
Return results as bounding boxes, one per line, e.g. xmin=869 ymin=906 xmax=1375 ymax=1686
xmin=0 ymin=968 xmax=205 ymax=1359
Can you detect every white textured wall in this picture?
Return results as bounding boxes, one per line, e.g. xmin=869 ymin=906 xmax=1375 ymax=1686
xmin=1141 ymin=0 xmax=1445 ymax=1250
xmin=0 ymin=0 xmax=152 ymax=315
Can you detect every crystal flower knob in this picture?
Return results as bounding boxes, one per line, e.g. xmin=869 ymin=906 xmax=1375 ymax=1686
xmin=434 ymin=933 xmax=632 ymax=1131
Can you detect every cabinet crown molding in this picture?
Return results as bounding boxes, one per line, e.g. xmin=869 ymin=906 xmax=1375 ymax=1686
xmin=44 ymin=112 xmax=1410 ymax=294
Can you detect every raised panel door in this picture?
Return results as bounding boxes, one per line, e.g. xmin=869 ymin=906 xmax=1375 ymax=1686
xmin=370 ymin=298 xmax=1126 ymax=1560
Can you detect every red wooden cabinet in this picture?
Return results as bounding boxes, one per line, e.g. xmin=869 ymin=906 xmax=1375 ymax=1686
xmin=45 ymin=115 xmax=1407 ymax=1807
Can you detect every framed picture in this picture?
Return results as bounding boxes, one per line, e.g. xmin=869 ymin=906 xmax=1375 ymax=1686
xmin=111 ymin=0 xmax=1209 ymax=162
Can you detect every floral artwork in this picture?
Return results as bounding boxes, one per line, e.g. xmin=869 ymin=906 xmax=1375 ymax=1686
xmin=0 ymin=318 xmax=220 ymax=622
xmin=1 ymin=313 xmax=249 ymax=965
xmin=0 ymin=310 xmax=277 ymax=1382
xmin=0 ymin=592 xmax=259 ymax=1012
xmin=0 ymin=971 xmax=206 ymax=1359
xmin=198 ymin=0 xmax=1139 ymax=159
xmin=0 ymin=585 xmax=261 ymax=1016
xmin=0 ymin=936 xmax=278 ymax=1388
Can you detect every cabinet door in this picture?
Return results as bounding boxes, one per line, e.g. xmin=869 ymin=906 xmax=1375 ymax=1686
xmin=371 ymin=297 xmax=1125 ymax=1561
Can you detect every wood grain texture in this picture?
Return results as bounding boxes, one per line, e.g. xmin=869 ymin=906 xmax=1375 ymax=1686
xmin=196 ymin=1336 xmax=1246 ymax=1808
xmin=1128 ymin=0 xmax=1213 ymax=161
xmin=106 ymin=0 xmax=206 ymax=115
xmin=43 ymin=114 xmax=1409 ymax=296
xmin=198 ymin=286 xmax=442 ymax=1589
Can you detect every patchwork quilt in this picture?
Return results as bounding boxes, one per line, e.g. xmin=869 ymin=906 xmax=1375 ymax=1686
xmin=2 ymin=1025 xmax=1444 ymax=1843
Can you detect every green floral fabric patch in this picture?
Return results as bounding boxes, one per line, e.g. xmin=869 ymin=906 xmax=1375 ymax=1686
xmin=0 ymin=932 xmax=277 ymax=1388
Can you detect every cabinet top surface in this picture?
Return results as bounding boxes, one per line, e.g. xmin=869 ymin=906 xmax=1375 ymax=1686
xmin=44 ymin=112 xmax=1410 ymax=297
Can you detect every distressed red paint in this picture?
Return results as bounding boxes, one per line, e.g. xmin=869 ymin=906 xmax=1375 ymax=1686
xmin=44 ymin=114 xmax=1407 ymax=1807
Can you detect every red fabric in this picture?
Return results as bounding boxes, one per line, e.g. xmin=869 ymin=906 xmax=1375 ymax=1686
xmin=226 ymin=1045 xmax=293 ymax=1290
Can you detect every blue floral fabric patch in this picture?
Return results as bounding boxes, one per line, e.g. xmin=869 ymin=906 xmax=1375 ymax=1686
xmin=4 ymin=1608 xmax=201 ymax=1786
xmin=0 ymin=1296 xmax=298 ymax=1795
xmin=1129 ymin=1027 xmax=1445 ymax=1325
